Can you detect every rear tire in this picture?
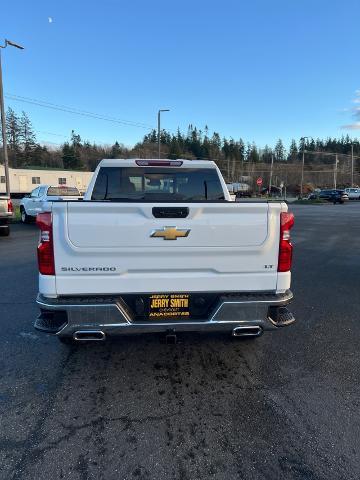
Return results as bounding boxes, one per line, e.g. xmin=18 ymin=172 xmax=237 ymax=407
xmin=0 ymin=225 xmax=10 ymax=236
xmin=20 ymin=207 xmax=31 ymax=224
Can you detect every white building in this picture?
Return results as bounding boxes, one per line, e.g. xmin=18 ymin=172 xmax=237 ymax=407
xmin=0 ymin=166 xmax=93 ymax=197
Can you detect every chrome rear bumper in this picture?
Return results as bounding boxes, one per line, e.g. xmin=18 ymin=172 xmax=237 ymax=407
xmin=35 ymin=290 xmax=295 ymax=339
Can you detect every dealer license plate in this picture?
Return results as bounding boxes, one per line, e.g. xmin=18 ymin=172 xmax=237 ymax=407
xmin=148 ymin=294 xmax=190 ymax=320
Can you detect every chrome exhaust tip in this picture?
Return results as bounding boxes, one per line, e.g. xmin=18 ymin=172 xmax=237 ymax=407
xmin=73 ymin=330 xmax=106 ymax=341
xmin=232 ymin=326 xmax=263 ymax=337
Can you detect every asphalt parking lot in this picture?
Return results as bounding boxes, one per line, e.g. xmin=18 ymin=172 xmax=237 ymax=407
xmin=1 ymin=203 xmax=359 ymax=480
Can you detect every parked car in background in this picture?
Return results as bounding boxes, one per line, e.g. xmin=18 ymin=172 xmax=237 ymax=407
xmin=0 ymin=196 xmax=13 ymax=236
xmin=226 ymin=182 xmax=252 ymax=198
xmin=344 ymin=188 xmax=360 ymax=200
xmin=319 ymin=189 xmax=349 ymax=204
xmin=306 ymin=192 xmax=319 ymax=200
xmin=20 ymin=185 xmax=81 ymax=223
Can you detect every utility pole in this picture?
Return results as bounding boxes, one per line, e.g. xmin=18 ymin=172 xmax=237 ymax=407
xmin=334 ymin=154 xmax=338 ymax=189
xmin=0 ymin=39 xmax=24 ymax=197
xmin=300 ymin=148 xmax=305 ymax=197
xmin=268 ymin=154 xmax=274 ymax=196
xmin=351 ymin=144 xmax=354 ymax=187
xmin=157 ymin=109 xmax=169 ymax=159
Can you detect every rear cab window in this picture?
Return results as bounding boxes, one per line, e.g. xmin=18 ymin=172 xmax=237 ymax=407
xmin=47 ymin=187 xmax=80 ymax=196
xmin=91 ymin=167 xmax=226 ymax=202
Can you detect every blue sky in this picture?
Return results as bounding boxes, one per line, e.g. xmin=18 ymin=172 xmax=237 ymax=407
xmin=2 ymin=0 xmax=360 ymax=148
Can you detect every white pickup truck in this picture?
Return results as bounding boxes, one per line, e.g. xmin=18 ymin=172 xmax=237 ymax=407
xmin=34 ymin=159 xmax=295 ymax=344
xmin=0 ymin=195 xmax=13 ymax=236
xmin=20 ymin=185 xmax=81 ymax=223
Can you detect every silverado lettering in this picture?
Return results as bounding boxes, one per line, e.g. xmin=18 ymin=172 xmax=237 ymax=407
xmin=61 ymin=267 xmax=117 ymax=272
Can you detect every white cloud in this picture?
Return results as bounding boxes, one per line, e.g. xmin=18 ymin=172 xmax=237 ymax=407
xmin=352 ymin=90 xmax=360 ymax=104
xmin=341 ymin=122 xmax=360 ymax=130
xmin=341 ymin=89 xmax=360 ymax=129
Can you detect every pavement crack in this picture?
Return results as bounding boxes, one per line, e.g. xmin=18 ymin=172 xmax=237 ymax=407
xmin=8 ymin=411 xmax=182 ymax=468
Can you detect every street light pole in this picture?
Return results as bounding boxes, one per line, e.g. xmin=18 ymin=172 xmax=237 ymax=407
xmin=157 ymin=109 xmax=169 ymax=159
xmin=0 ymin=39 xmax=24 ymax=197
xmin=334 ymin=153 xmax=338 ymax=189
xmin=300 ymin=136 xmax=309 ymax=198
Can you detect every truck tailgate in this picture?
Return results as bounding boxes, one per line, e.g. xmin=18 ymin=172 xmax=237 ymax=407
xmin=52 ymin=202 xmax=283 ymax=295
xmin=0 ymin=197 xmax=9 ymax=216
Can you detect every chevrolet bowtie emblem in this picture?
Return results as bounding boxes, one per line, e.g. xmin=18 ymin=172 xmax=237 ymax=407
xmin=151 ymin=226 xmax=190 ymax=241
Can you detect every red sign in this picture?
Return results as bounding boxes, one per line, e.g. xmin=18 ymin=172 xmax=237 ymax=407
xmin=256 ymin=177 xmax=263 ymax=186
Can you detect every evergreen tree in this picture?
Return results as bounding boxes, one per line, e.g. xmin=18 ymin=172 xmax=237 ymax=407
xmin=245 ymin=143 xmax=252 ymax=161
xmin=33 ymin=144 xmax=52 ymax=167
xmin=222 ymin=138 xmax=230 ymax=158
xmin=211 ymin=132 xmax=221 ymax=151
xmin=262 ymin=145 xmax=273 ymax=163
xmin=62 ymin=130 xmax=83 ymax=169
xmin=5 ymin=108 xmax=21 ymax=167
xmin=19 ymin=111 xmax=37 ymax=165
xmin=237 ymin=138 xmax=245 ymax=161
xmin=274 ymin=139 xmax=286 ymax=162
xmin=308 ymin=138 xmax=316 ymax=151
xmin=143 ymin=129 xmax=157 ymax=143
xmin=168 ymin=137 xmax=182 ymax=159
xmin=298 ymin=137 xmax=306 ymax=157
xmin=249 ymin=143 xmax=260 ymax=162
xmin=62 ymin=142 xmax=75 ymax=169
xmin=111 ymin=141 xmax=122 ymax=158
xmin=288 ymin=139 xmax=298 ymax=161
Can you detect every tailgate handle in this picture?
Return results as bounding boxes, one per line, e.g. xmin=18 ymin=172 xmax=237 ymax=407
xmin=152 ymin=207 xmax=189 ymax=218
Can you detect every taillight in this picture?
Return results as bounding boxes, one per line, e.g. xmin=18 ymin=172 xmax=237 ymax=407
xmin=36 ymin=212 xmax=55 ymax=275
xmin=7 ymin=199 xmax=13 ymax=213
xmin=278 ymin=212 xmax=294 ymax=272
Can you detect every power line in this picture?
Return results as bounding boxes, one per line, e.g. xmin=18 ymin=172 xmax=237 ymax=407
xmin=35 ymin=129 xmax=67 ymax=138
xmin=4 ymin=93 xmax=155 ymax=130
xmin=304 ymin=150 xmax=360 ymax=159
